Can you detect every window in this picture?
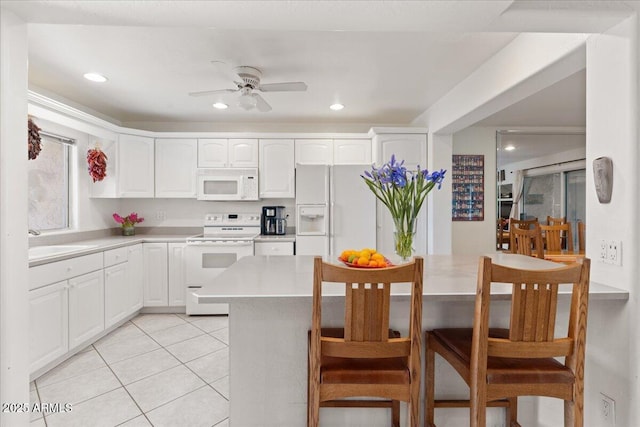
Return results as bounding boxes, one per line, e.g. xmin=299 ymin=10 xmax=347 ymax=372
xmin=28 ymin=134 xmax=73 ymax=231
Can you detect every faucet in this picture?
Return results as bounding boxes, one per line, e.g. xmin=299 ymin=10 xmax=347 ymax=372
xmin=28 ymin=229 xmax=40 ymax=236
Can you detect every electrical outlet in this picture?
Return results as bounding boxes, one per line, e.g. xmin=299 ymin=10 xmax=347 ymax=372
xmin=600 ymin=393 xmax=615 ymax=426
xmin=608 ymin=240 xmax=621 ymax=265
xmin=155 ymin=211 xmax=166 ymax=221
xmin=599 ymin=239 xmax=608 ymax=263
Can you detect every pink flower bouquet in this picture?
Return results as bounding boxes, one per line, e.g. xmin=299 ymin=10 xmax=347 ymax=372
xmin=113 ymin=212 xmax=144 ymax=229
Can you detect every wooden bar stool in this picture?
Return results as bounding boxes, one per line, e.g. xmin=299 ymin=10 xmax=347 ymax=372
xmin=424 ymin=256 xmax=591 ymax=427
xmin=308 ymin=256 xmax=424 ymax=427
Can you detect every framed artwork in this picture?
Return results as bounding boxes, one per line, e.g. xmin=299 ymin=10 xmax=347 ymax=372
xmin=452 ymin=154 xmax=484 ymax=221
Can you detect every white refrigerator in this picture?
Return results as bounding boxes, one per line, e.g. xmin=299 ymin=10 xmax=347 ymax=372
xmin=296 ymin=164 xmax=376 ymax=256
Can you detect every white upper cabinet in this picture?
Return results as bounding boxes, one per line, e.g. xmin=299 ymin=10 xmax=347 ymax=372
xmin=374 ymin=133 xmax=426 ymax=169
xmin=259 ymin=139 xmax=295 ymax=198
xmin=228 ymin=139 xmax=259 ymax=167
xmin=333 ymin=139 xmax=372 ymax=165
xmin=198 ymin=139 xmax=228 ymax=168
xmin=118 ymin=134 xmax=155 ymax=198
xmin=155 ymin=138 xmax=198 ymax=198
xmin=295 ymin=139 xmax=333 ymax=165
xmin=198 ymin=138 xmax=258 ymax=168
xmin=295 ymin=139 xmax=371 ymax=165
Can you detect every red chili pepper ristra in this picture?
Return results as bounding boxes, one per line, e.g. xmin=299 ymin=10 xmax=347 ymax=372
xmin=87 ymin=147 xmax=108 ymax=182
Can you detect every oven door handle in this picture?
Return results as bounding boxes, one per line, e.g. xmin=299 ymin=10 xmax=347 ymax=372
xmin=186 ymin=241 xmax=253 ymax=247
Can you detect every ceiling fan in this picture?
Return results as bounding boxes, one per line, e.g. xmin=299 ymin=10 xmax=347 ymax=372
xmin=189 ymin=66 xmax=307 ymax=112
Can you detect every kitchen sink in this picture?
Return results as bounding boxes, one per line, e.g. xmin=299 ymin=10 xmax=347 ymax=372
xmin=28 ymin=244 xmax=97 ymax=260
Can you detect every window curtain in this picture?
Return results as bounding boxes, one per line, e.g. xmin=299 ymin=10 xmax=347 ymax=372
xmin=509 ymin=170 xmax=524 ymax=220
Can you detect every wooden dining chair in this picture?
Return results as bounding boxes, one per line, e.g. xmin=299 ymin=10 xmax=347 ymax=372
xmin=577 ymin=222 xmax=586 ymax=254
xmin=509 ymin=223 xmax=544 ymax=258
xmin=509 ymin=217 xmax=538 ymax=230
xmin=547 ymin=215 xmax=567 ymax=225
xmin=541 ymin=223 xmax=574 ymax=252
xmin=425 ymin=256 xmax=591 ymax=427
xmin=308 ymin=256 xmax=424 ymax=427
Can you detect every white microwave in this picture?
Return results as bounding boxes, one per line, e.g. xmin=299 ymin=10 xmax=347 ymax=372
xmin=196 ymin=168 xmax=259 ymax=201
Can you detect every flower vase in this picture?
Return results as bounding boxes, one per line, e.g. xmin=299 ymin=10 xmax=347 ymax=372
xmin=122 ymin=226 xmax=135 ymax=236
xmin=393 ymin=219 xmax=416 ymax=262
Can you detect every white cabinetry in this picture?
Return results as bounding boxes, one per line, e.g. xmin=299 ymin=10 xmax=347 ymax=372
xmin=127 ymin=244 xmax=144 ymax=312
xmin=143 ymin=243 xmax=168 ymax=307
xmin=295 ymin=139 xmax=371 ymax=165
xmin=198 ymin=138 xmax=258 ymax=168
xmin=295 ymin=139 xmax=333 ymax=165
xmin=371 ymin=131 xmax=427 ymax=255
xmin=259 ymin=139 xmax=295 ymax=198
xmin=104 ymin=247 xmax=130 ymax=328
xmin=168 ymin=243 xmax=187 ymax=306
xmin=255 ymin=241 xmax=295 ymax=256
xmin=334 ymin=139 xmax=372 ymax=165
xmin=155 ymin=138 xmax=197 ymax=198
xmin=29 ymin=281 xmax=68 ymax=373
xmin=118 ymin=134 xmax=155 ymax=197
xmin=68 ymin=270 xmax=105 ymax=349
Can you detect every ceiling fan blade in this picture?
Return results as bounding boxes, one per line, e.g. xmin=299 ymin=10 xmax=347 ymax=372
xmin=253 ymin=93 xmax=272 ymax=112
xmin=258 ymin=82 xmax=307 ymax=92
xmin=188 ymin=88 xmax=238 ymax=97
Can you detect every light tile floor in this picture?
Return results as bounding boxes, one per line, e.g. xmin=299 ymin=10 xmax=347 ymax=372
xmin=30 ymin=314 xmax=230 ymax=427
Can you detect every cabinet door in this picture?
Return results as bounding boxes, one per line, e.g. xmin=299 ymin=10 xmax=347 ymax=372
xmin=168 ymin=243 xmax=186 ymax=306
xmin=118 ymin=134 xmax=155 ymax=197
xmin=29 ymin=281 xmax=68 ymax=373
xmin=127 ymin=244 xmax=144 ymax=312
xmin=155 ymin=138 xmax=198 ymax=198
xmin=104 ymin=263 xmax=130 ymax=328
xmin=259 ymin=139 xmax=295 ymax=198
xmin=68 ymin=270 xmax=105 ymax=349
xmin=295 ymin=139 xmax=333 ymax=165
xmin=198 ymin=139 xmax=228 ymax=168
xmin=229 ymin=139 xmax=259 ymax=167
xmin=143 ymin=243 xmax=168 ymax=306
xmin=333 ymin=139 xmax=372 ymax=165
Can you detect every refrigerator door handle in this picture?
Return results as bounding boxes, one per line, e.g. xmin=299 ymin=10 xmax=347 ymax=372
xmin=329 ymin=171 xmax=335 ymax=256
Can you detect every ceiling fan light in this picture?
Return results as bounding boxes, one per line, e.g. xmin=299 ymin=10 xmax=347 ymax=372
xmin=238 ymin=93 xmax=257 ymax=110
xmin=330 ymin=103 xmax=344 ymax=111
xmin=212 ymin=102 xmax=228 ymax=110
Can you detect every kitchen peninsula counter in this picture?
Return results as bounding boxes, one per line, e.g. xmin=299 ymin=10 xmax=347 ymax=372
xmin=195 ymin=254 xmax=627 ymax=426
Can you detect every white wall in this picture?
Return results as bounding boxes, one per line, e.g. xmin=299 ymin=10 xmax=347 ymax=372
xmin=0 ymin=9 xmax=30 ymax=427
xmin=582 ymin=14 xmax=638 ymax=427
xmin=118 ymin=198 xmax=295 ymax=229
xmin=451 ymin=127 xmax=497 ymax=255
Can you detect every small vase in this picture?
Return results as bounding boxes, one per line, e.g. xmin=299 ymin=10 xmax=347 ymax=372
xmin=122 ymin=226 xmax=135 ymax=236
xmin=393 ymin=218 xmax=416 ymax=262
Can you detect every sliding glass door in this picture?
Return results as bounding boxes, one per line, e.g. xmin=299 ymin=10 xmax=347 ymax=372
xmin=565 ymin=169 xmax=586 ymax=249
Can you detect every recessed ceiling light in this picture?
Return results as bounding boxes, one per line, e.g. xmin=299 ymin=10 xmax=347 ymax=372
xmin=83 ymin=72 xmax=108 ymax=83
xmin=504 ymin=145 xmax=516 ymax=151
xmin=330 ymin=103 xmax=344 ymax=111
xmin=213 ymin=102 xmax=228 ymax=110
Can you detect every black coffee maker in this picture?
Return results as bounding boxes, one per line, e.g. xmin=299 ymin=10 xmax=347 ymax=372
xmin=261 ymin=206 xmax=287 ymax=235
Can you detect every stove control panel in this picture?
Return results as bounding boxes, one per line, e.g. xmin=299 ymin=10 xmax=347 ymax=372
xmin=204 ymin=213 xmax=261 ymax=227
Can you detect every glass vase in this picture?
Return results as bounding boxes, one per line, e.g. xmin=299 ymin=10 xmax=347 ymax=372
xmin=393 ymin=218 xmax=416 ymax=262
xmin=122 ymin=226 xmax=135 ymax=236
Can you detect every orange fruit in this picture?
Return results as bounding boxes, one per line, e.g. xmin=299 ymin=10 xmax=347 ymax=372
xmin=371 ymin=253 xmax=384 ymax=261
xmin=357 ymin=257 xmax=369 ymax=266
xmin=368 ymin=260 xmax=378 ymax=267
xmin=378 ymin=260 xmax=387 ymax=267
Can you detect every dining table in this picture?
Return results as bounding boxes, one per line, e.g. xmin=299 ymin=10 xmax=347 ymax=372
xmin=194 ymin=253 xmax=627 ymax=426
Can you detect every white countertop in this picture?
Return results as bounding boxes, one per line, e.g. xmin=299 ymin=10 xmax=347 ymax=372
xmin=28 ymin=234 xmax=193 ymax=266
xmin=195 ymin=254 xmax=629 ymax=302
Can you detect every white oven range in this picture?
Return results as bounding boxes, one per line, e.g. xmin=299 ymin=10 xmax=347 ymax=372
xmin=185 ymin=213 xmax=260 ymax=315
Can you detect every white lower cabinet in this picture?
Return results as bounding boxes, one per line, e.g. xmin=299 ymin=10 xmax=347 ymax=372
xmin=104 ymin=262 xmax=129 ymax=328
xmin=168 ymin=243 xmax=187 ymax=306
xmin=127 ymin=244 xmax=144 ymax=312
xmin=143 ymin=243 xmax=169 ymax=306
xmin=68 ymin=270 xmax=105 ymax=349
xmin=29 ymin=281 xmax=69 ymax=373
xmin=143 ymin=242 xmax=186 ymax=307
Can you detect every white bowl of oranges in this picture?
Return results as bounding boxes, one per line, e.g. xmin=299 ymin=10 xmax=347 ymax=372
xmin=338 ymin=248 xmax=392 ymax=268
